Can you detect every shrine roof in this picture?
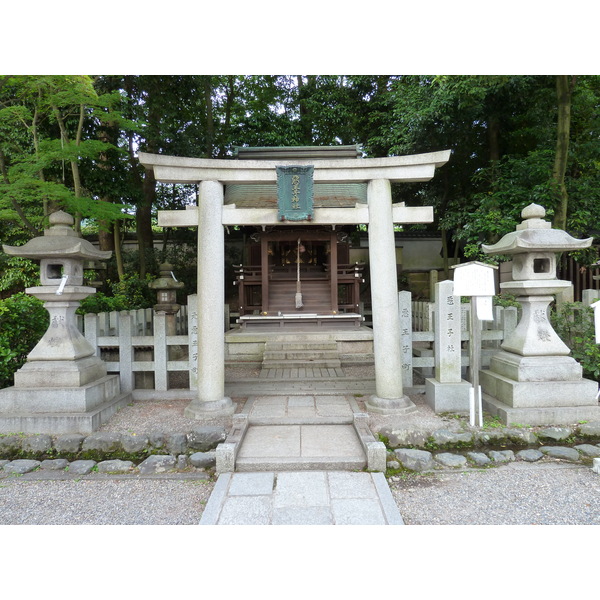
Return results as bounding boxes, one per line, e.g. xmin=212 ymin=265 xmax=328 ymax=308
xmin=233 ymin=145 xmax=363 ymax=160
xmin=224 ymin=182 xmax=367 ymax=208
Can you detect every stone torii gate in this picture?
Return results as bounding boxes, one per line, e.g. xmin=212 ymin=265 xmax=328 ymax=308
xmin=138 ymin=149 xmax=451 ymax=419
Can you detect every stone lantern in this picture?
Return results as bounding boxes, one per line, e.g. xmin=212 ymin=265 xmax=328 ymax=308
xmin=479 ymin=203 xmax=600 ymax=425
xmin=0 ymin=211 xmax=131 ymax=433
xmin=150 ymin=264 xmax=184 ymax=313
xmin=149 ymin=263 xmax=185 ymax=337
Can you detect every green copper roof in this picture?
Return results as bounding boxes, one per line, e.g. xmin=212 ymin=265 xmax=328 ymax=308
xmin=233 ymin=145 xmax=363 ymax=160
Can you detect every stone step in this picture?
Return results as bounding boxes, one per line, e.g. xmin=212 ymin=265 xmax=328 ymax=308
xmin=235 ymin=424 xmax=367 ymax=472
xmin=262 ymin=340 xmax=343 ymax=373
xmin=235 ymin=456 xmax=366 ymax=472
xmin=263 ymin=350 xmax=341 ymax=361
xmin=264 ymin=342 xmax=338 ymax=351
xmin=262 ymin=363 xmax=342 ymax=371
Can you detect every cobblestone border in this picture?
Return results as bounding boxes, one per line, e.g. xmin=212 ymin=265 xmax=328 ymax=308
xmin=0 ymin=427 xmax=227 ymax=463
xmin=387 ymin=443 xmax=600 ymax=475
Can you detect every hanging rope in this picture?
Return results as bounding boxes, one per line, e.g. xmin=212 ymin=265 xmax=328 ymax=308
xmin=295 ymin=238 xmax=303 ymax=308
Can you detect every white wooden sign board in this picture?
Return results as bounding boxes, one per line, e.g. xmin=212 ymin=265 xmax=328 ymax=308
xmin=452 ymin=261 xmax=497 ymax=297
xmin=591 ymin=300 xmax=600 ymax=344
xmin=452 ymin=261 xmax=498 ymax=321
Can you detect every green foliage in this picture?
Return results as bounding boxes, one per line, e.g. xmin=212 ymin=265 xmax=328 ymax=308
xmin=551 ymin=302 xmax=600 ymax=382
xmin=77 ymin=273 xmax=156 ymax=314
xmin=0 ymin=293 xmax=48 ymax=388
xmin=0 ymin=256 xmax=39 ymax=297
xmin=493 ymin=293 xmax=520 ymax=308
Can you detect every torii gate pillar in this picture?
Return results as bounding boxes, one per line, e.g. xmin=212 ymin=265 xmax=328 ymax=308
xmin=185 ymin=181 xmax=234 ymax=418
xmin=365 ymin=179 xmax=415 ymax=414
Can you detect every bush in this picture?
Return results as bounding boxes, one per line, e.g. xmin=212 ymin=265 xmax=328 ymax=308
xmin=0 ymin=293 xmax=48 ymax=388
xmin=78 ymin=273 xmax=156 ymax=315
xmin=551 ymin=301 xmax=600 ymax=382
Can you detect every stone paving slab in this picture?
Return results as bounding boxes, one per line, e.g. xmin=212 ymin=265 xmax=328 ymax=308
xmin=242 ymin=395 xmax=358 ymax=425
xmin=200 ymin=471 xmax=404 ymax=525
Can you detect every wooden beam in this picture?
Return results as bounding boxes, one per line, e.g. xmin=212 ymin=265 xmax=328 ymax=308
xmin=330 ymin=232 xmax=338 ymax=313
xmin=261 ymin=236 xmax=269 ymax=313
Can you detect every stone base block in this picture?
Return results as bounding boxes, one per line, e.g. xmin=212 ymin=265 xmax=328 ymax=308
xmin=480 ymin=369 xmax=598 ymax=408
xmin=0 ymin=391 xmax=132 ymax=434
xmin=353 ymin=413 xmax=386 ymax=472
xmin=425 ymin=378 xmax=472 ymax=414
xmin=0 ymin=375 xmax=122 ymax=413
xmin=13 ymin=356 xmax=107 ymax=388
xmin=489 ymin=351 xmax=582 ymax=382
xmin=184 ymin=396 xmax=236 ymax=420
xmin=365 ymin=395 xmax=417 ymax=415
xmin=482 ymin=393 xmax=600 ymax=427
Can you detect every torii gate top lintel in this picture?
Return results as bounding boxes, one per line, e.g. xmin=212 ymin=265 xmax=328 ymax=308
xmin=138 ymin=149 xmax=451 ymax=185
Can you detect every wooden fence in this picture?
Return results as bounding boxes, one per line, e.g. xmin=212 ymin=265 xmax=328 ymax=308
xmin=79 ymin=288 xmax=596 ymax=393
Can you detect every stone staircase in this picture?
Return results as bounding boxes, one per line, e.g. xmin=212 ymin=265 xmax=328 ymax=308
xmin=216 ymin=395 xmax=387 ymax=473
xmin=260 ymin=339 xmax=345 ymax=379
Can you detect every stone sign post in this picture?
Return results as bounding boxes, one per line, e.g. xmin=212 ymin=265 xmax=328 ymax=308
xmin=425 ymin=280 xmax=472 ymax=414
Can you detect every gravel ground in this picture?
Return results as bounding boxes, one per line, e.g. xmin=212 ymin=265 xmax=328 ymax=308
xmin=2 ymin=366 xmax=599 ymax=528
xmin=0 ymin=474 xmax=214 ymax=525
xmin=1 ymin=460 xmax=599 ymax=526
xmin=390 ymin=460 xmax=600 ymax=525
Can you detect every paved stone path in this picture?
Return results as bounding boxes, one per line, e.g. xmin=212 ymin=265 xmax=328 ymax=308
xmin=200 ymin=470 xmax=403 ymax=525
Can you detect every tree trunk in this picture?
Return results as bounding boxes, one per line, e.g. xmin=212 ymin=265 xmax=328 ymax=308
xmin=297 ymin=75 xmax=314 ymax=144
xmin=552 ymin=75 xmax=575 ymax=231
xmin=136 ymin=79 xmax=161 ymax=278
xmin=113 ymin=220 xmax=125 ymax=280
xmin=218 ymin=76 xmax=235 ymax=158
xmin=203 ymin=76 xmax=215 ymax=158
xmin=52 ymin=103 xmax=85 ymax=233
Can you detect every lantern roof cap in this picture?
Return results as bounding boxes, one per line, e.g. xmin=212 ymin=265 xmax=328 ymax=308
xmin=482 ymin=204 xmax=593 ymax=255
xmin=2 ymin=210 xmax=112 ymax=261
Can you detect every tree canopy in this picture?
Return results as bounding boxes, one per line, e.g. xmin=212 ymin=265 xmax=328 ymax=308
xmin=1 ymin=74 xmax=599 ymax=295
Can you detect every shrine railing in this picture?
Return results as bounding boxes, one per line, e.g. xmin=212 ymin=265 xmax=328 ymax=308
xmin=76 ymin=287 xmax=600 ymax=395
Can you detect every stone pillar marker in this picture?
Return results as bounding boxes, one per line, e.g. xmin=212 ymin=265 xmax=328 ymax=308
xmin=425 ymin=280 xmax=471 ymax=413
xmin=365 ymin=179 xmax=416 ymax=415
xmin=398 ymin=291 xmax=413 ymax=389
xmin=185 ymin=181 xmax=234 ymax=419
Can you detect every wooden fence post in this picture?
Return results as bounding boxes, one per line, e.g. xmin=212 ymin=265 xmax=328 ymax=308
xmin=153 ymin=312 xmax=168 ymax=391
xmin=84 ymin=313 xmax=99 ymax=358
xmin=118 ymin=311 xmax=134 ymax=393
